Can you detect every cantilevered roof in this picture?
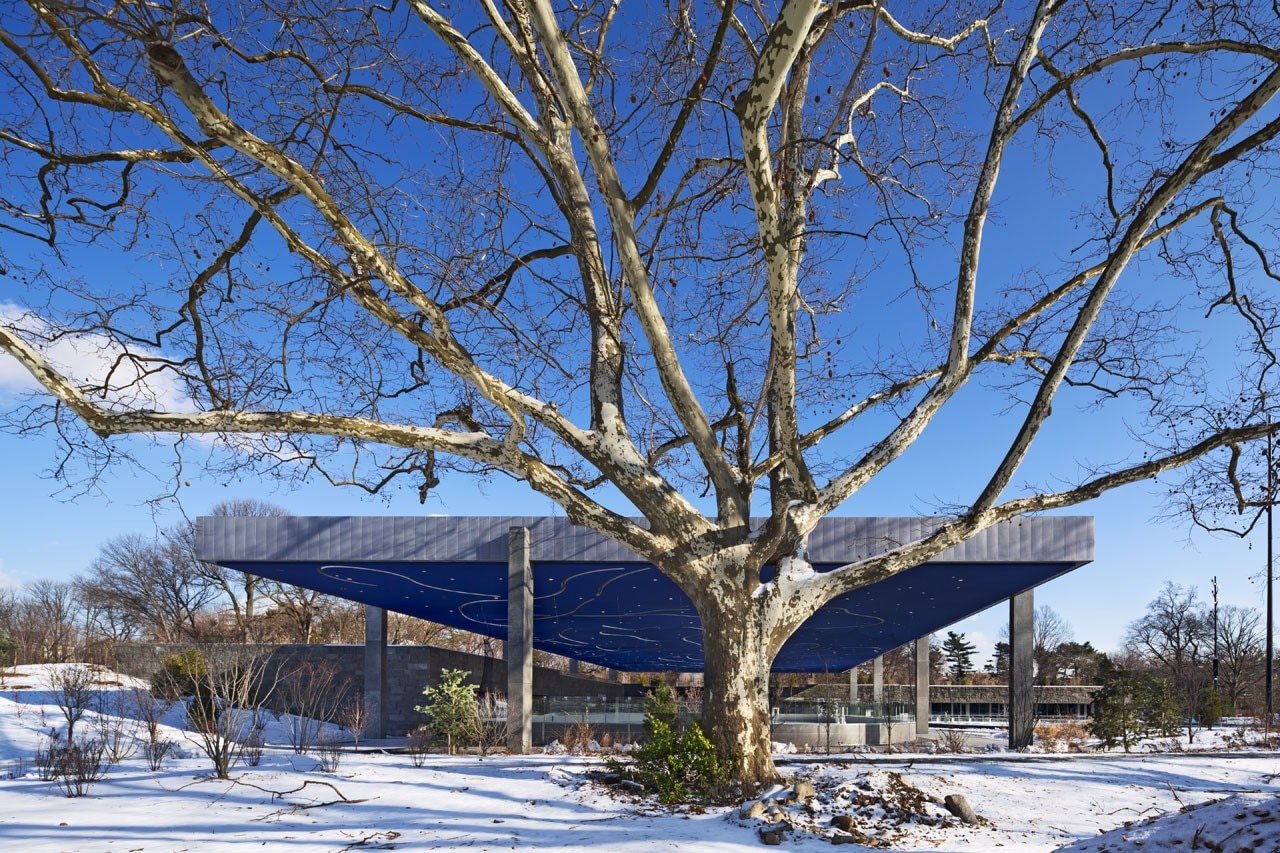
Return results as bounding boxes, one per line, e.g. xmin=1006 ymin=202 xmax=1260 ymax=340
xmin=196 ymin=515 xmax=1092 ymax=672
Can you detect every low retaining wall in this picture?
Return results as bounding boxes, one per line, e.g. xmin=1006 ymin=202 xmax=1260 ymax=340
xmin=112 ymin=642 xmax=639 ymax=737
xmin=770 ymin=721 xmax=911 ymax=748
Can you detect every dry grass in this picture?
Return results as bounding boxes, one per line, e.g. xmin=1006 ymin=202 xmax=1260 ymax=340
xmin=1034 ymin=721 xmax=1089 ymax=753
xmin=562 ymin=713 xmax=599 ymax=754
xmin=934 ymin=727 xmax=970 ymax=754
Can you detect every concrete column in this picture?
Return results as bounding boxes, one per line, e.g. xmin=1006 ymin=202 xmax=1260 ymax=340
xmin=914 ymin=636 xmax=931 ymax=736
xmin=363 ymin=604 xmax=387 ymax=739
xmin=872 ymin=655 xmax=885 ymax=704
xmin=848 ymin=666 xmax=859 ymax=703
xmin=1009 ymin=589 xmax=1035 ymax=750
xmin=507 ymin=526 xmax=533 ymax=754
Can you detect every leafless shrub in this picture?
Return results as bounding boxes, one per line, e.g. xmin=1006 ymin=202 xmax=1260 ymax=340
xmin=35 ymin=726 xmax=108 ymax=796
xmin=92 ymin=691 xmax=140 ymax=764
xmin=1035 ymin=721 xmax=1089 ymax=753
xmin=50 ymin=738 xmax=107 ymax=797
xmin=278 ymin=660 xmax=348 ymax=755
xmin=339 ymin=695 xmax=370 ymax=751
xmin=1249 ymin=713 xmax=1280 ymax=743
xmin=407 ymin=725 xmax=432 ymax=767
xmin=563 ymin=711 xmax=598 ymax=754
xmin=935 ymin=727 xmax=970 ymax=754
xmin=676 ymin=685 xmax=703 ymax=721
xmin=49 ymin=664 xmax=98 ymax=743
xmin=240 ymin=726 xmax=265 ymax=767
xmin=35 ymin=729 xmax=61 ymax=780
xmin=475 ymin=693 xmax=508 ymax=756
xmin=131 ymin=687 xmax=175 ymax=749
xmin=314 ymin=730 xmax=343 ymax=773
xmin=143 ymin=737 xmax=176 ymax=771
xmin=152 ymin=645 xmax=277 ymax=779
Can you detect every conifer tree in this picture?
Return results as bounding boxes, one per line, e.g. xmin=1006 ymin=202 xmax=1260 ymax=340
xmin=415 ymin=669 xmax=480 ymax=755
xmin=942 ymin=632 xmax=978 ymax=683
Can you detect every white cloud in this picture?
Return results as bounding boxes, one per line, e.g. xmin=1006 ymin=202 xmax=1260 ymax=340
xmin=0 ymin=559 xmax=19 ymax=590
xmin=0 ymin=302 xmax=192 ymax=412
xmin=967 ymin=630 xmax=996 ymax=664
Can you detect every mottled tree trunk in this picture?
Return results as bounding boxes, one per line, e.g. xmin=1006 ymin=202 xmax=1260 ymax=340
xmin=698 ymin=591 xmax=783 ymax=794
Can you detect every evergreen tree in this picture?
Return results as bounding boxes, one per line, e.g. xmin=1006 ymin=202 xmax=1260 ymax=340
xmin=415 ymin=669 xmax=480 ymax=754
xmin=1143 ymin=676 xmax=1181 ymax=738
xmin=1196 ymin=687 xmax=1229 ymax=731
xmin=1090 ymin=658 xmax=1153 ymax=752
xmin=643 ymin=682 xmax=680 ymax=738
xmin=1053 ymin=641 xmax=1107 ymax=685
xmin=0 ymin=632 xmax=18 ymax=670
xmin=985 ymin=641 xmax=1010 ymax=679
xmin=942 ymin=631 xmax=978 ymax=683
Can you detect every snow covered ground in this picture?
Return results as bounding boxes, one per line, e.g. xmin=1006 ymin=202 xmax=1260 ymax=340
xmin=1 ymin=663 xmax=1277 ymax=851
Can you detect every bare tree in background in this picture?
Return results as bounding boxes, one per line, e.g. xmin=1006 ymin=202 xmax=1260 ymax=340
xmin=13 ymin=581 xmax=83 ymax=664
xmin=257 ymin=582 xmax=330 ymax=644
xmin=995 ymin=604 xmax=1075 ymax=685
xmin=3 ymin=1 xmax=1280 ymax=787
xmin=79 ymin=530 xmax=218 ymax=642
xmin=189 ymin=499 xmax=289 ymax=641
xmin=1124 ymin=584 xmax=1212 ymax=682
xmin=1123 ymin=582 xmax=1213 ymax=726
xmin=1215 ymin=603 xmax=1265 ymax=714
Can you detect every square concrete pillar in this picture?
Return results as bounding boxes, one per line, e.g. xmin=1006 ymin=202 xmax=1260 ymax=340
xmin=507 ymin=526 xmax=534 ymax=754
xmin=363 ymin=604 xmax=387 ymax=740
xmin=915 ymin=636 xmax=931 ymax=736
xmin=1009 ymin=590 xmax=1035 ymax=750
xmin=848 ymin=666 xmax=859 ymax=703
xmin=872 ymin=655 xmax=885 ymax=704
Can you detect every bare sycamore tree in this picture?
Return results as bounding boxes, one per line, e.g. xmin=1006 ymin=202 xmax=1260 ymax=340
xmin=2 ymin=2 xmax=1280 ymax=788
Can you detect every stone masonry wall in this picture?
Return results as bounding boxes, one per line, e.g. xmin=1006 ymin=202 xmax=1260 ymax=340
xmin=112 ymin=642 xmax=638 ymax=738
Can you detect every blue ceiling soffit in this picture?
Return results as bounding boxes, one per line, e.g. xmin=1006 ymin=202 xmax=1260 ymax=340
xmin=197 ymin=516 xmax=1093 ymax=673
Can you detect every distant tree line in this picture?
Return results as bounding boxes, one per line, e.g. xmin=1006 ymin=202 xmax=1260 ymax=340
xmin=0 ymin=499 xmax=489 ymax=666
xmin=1110 ymin=582 xmax=1266 ymax=724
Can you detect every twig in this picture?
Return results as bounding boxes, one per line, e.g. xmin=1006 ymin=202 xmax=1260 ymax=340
xmin=340 ymin=830 xmax=401 ymax=850
xmin=231 ymin=777 xmax=361 ymax=803
xmin=1104 ymin=805 xmax=1162 ymax=817
xmin=169 ymin=775 xmax=372 ymax=817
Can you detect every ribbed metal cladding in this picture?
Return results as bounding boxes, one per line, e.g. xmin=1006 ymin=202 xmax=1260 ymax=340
xmin=196 ymin=515 xmax=1093 ymax=565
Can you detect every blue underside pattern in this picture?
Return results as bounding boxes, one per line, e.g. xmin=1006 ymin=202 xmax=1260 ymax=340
xmin=220 ymin=558 xmax=1076 ymax=672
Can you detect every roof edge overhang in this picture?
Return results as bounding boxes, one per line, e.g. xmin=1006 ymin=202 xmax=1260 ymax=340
xmin=196 ymin=514 xmax=1093 ymax=566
